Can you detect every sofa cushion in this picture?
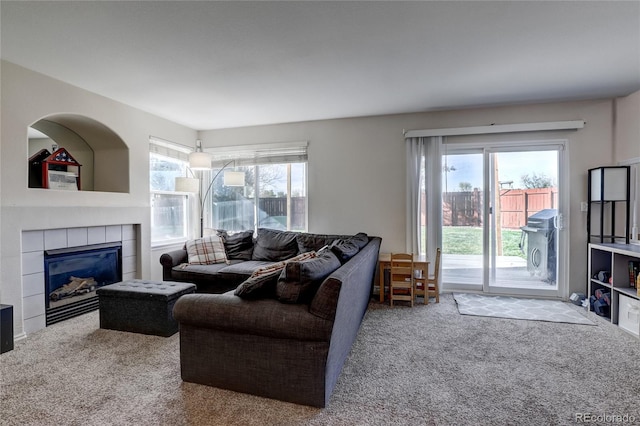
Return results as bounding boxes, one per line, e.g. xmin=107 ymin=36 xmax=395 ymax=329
xmin=252 ymin=228 xmax=299 ymax=261
xmin=170 ymin=260 xmax=245 ymax=293
xmin=234 ymin=269 xmax=281 ymax=299
xmin=218 ymin=260 xmax=275 ymax=279
xmin=329 ymin=239 xmax=360 ymax=264
xmin=277 ymin=250 xmax=341 ymax=304
xmin=185 ymin=235 xmax=229 ymax=265
xmin=174 ymin=261 xmax=238 ymax=276
xmin=217 ymin=230 xmax=254 ymax=260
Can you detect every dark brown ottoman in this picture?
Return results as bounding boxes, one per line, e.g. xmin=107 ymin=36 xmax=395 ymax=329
xmin=97 ymin=280 xmax=196 ymax=337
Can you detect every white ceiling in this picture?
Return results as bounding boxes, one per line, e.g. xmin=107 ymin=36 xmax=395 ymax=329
xmin=2 ymin=1 xmax=639 ymax=130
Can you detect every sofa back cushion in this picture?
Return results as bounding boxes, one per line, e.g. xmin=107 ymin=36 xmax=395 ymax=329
xmin=217 ymin=230 xmax=254 ymax=260
xmin=277 ymin=250 xmax=341 ymax=304
xmin=296 ymin=233 xmax=342 ymax=253
xmin=252 ymin=228 xmax=299 ymax=261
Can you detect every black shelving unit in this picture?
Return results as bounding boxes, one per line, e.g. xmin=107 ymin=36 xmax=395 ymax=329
xmin=587 ymin=166 xmax=630 ymax=244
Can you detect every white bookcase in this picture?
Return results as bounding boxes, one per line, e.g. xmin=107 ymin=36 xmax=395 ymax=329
xmin=588 ymin=243 xmax=640 ymax=336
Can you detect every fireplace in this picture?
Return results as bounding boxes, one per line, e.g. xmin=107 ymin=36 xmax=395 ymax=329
xmin=45 ymin=243 xmax=122 ymax=325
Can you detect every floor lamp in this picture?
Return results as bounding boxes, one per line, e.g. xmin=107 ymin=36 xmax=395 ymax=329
xmin=175 ymin=141 xmax=245 ymax=237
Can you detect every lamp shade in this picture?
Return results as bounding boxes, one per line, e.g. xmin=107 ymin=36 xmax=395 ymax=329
xmin=223 ymin=171 xmax=245 ymax=186
xmin=188 ymin=151 xmax=212 ymax=170
xmin=590 ymin=167 xmax=628 ymax=201
xmin=175 ymin=177 xmax=200 ymax=193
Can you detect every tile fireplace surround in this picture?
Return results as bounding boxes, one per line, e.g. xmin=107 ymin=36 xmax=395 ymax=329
xmin=21 ymin=224 xmax=137 ymax=335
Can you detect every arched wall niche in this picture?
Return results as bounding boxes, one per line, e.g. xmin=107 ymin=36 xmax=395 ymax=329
xmin=28 ymin=114 xmax=129 ymax=193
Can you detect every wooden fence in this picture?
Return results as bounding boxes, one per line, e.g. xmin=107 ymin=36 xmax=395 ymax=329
xmin=442 ymin=187 xmax=557 ymax=229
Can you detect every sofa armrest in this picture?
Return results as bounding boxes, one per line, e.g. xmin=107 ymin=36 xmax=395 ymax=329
xmin=160 ymin=249 xmax=188 ymax=267
xmin=160 ymin=249 xmax=188 ymax=280
xmin=174 ymin=293 xmax=333 ymax=342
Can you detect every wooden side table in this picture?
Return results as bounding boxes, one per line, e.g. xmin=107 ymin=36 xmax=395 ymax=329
xmin=378 ymin=253 xmax=429 ymax=303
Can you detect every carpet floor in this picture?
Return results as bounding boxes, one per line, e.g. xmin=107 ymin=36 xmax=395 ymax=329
xmin=1 ymin=294 xmax=639 ymax=425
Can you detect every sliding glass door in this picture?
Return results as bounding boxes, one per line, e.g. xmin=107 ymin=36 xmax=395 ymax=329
xmin=441 ymin=150 xmax=485 ymax=291
xmin=441 ymin=143 xmax=565 ymax=298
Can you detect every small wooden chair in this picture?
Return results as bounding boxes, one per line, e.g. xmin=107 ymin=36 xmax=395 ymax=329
xmin=389 ymin=253 xmax=414 ymax=307
xmin=424 ymin=248 xmax=441 ymax=304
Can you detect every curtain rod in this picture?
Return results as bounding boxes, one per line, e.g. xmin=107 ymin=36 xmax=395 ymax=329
xmin=403 ymin=120 xmax=585 ymax=138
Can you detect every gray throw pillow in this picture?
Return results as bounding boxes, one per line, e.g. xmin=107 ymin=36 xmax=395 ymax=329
xmin=252 ymin=228 xmax=299 ymax=261
xmin=329 ymin=239 xmax=360 ymax=264
xmin=217 ymin=230 xmax=254 ymax=260
xmin=277 ymin=250 xmax=341 ymax=304
xmin=350 ymin=232 xmax=369 ymax=249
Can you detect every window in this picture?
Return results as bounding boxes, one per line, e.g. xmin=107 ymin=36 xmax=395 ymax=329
xmin=204 ymin=142 xmax=308 ymax=233
xmin=149 ymin=138 xmax=192 ymax=245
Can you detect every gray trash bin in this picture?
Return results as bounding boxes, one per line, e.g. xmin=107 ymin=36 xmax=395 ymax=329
xmin=519 ymin=209 xmax=557 ymax=284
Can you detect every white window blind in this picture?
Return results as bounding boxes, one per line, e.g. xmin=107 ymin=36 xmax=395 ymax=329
xmin=149 ymin=136 xmax=193 ymax=243
xmin=149 ymin=136 xmax=192 ymax=162
xmin=207 ymin=141 xmax=308 ymax=167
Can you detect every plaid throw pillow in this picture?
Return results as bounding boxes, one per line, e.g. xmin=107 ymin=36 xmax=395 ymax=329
xmin=186 ymin=235 xmax=229 ymax=265
xmin=250 ymin=251 xmax=317 ymax=278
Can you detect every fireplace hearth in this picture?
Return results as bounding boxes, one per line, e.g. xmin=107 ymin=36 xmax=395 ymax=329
xmin=45 ymin=243 xmax=122 ymax=325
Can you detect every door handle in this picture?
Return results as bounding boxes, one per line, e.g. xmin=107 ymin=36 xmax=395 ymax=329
xmin=554 ymin=213 xmax=563 ymax=230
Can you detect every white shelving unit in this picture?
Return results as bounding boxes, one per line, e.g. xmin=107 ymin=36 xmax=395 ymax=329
xmin=588 ymin=243 xmax=640 ymax=336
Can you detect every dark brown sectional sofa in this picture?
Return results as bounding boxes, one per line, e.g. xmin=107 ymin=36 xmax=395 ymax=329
xmin=162 ymin=228 xmax=381 ymax=407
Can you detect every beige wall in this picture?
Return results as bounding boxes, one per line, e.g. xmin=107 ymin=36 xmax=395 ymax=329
xmin=2 ymin=60 xmax=636 ymax=333
xmin=0 ymin=61 xmax=197 ymax=336
xmin=615 ymin=89 xmax=640 ymax=241
xmin=200 ymin=99 xmax=618 ymax=297
xmin=615 ymin=90 xmax=640 ymax=163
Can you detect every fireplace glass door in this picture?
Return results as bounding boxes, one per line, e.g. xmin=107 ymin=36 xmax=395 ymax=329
xmin=44 ymin=243 xmax=122 ymax=325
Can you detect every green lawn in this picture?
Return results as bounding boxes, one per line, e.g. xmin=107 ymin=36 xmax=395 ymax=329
xmin=442 ymin=226 xmax=526 ymax=258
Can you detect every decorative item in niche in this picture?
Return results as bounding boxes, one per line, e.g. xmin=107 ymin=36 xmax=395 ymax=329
xmin=29 ymin=147 xmax=82 ymax=190
xmin=28 ymin=148 xmax=51 ymax=188
xmin=28 ymin=114 xmax=130 ymax=193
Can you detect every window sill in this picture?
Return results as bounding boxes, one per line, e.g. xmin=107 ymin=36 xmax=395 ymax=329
xmin=151 ymin=239 xmax=187 ymax=250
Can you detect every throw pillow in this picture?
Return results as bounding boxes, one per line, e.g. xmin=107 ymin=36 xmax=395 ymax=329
xmin=350 ymin=232 xmax=369 ymax=249
xmin=329 ymin=238 xmax=360 ymax=264
xmin=217 ymin=229 xmax=254 ymax=260
xmin=252 ymin=228 xmax=299 ymax=261
xmin=185 ymin=235 xmax=229 ymax=265
xmin=234 ymin=269 xmax=281 ymax=299
xmin=277 ymin=250 xmax=341 ymax=304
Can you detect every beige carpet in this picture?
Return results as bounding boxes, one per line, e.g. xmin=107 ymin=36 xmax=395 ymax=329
xmin=1 ymin=294 xmax=639 ymax=425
